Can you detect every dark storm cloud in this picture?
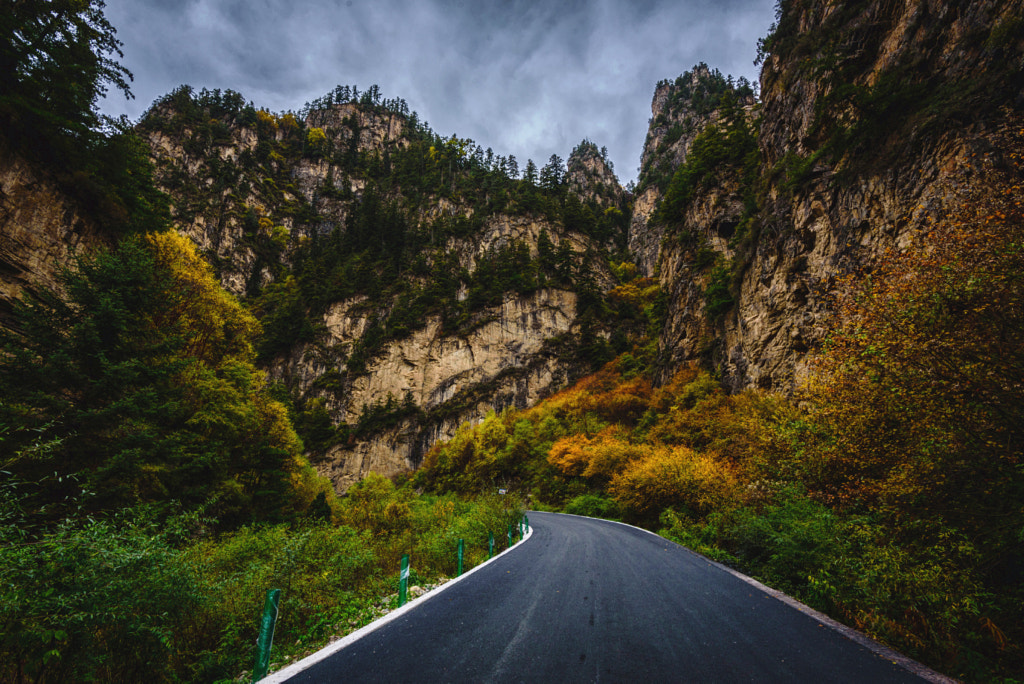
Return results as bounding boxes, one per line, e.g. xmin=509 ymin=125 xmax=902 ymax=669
xmin=100 ymin=0 xmax=776 ymax=183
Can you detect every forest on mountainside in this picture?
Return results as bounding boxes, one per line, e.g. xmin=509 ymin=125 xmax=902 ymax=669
xmin=134 ymin=81 xmax=634 ymax=468
xmin=0 ymin=3 xmax=534 ymax=681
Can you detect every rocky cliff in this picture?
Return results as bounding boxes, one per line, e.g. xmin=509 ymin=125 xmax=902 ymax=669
xmin=635 ymin=0 xmax=1024 ymax=392
xmin=0 ymin=146 xmax=106 ymax=317
xmin=566 ymin=140 xmax=626 ymax=211
xmin=629 ymin=65 xmax=757 ymax=275
xmin=133 ymin=87 xmax=629 ymax=491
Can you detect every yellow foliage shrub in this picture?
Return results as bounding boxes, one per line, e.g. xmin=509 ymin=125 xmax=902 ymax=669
xmin=584 ymin=438 xmax=650 ymax=481
xmin=255 ymin=109 xmax=278 ymax=129
xmin=306 ymin=126 xmax=328 ymax=146
xmin=278 ymin=112 xmax=299 ymax=130
xmin=607 ymin=277 xmax=659 ymax=308
xmin=610 ymin=446 xmax=740 ymax=519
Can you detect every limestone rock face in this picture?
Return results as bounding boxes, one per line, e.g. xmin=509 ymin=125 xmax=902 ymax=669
xmin=305 ymin=103 xmax=407 ymax=154
xmin=566 ymin=142 xmax=625 ymax=211
xmin=0 ymin=149 xmax=105 ymax=317
xmin=629 ymin=65 xmax=755 ymax=275
xmin=638 ymin=0 xmax=1024 ymax=392
xmin=142 ymin=123 xmax=265 ymax=297
xmin=272 ymin=288 xmax=578 ymax=490
xmin=139 ymin=100 xmax=414 ymax=299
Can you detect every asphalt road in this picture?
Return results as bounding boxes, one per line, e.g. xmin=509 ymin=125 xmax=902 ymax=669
xmin=283 ymin=511 xmax=933 ymax=683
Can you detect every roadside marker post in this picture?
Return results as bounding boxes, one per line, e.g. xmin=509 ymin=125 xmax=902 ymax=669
xmin=488 ymin=531 xmax=494 ymax=558
xmin=399 ymin=554 xmax=410 ymax=607
xmin=252 ymin=588 xmax=281 ymax=682
xmin=457 ymin=538 xmax=465 ymax=576
xmin=507 ymin=523 xmax=513 ymax=547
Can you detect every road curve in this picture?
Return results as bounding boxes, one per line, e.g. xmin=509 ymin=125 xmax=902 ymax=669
xmin=280 ymin=511 xmax=936 ymax=683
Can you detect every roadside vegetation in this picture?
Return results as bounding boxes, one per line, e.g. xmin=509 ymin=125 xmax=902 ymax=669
xmin=1 ymin=467 xmax=524 ymax=682
xmin=1 ymin=5 xmax=525 ymax=680
xmin=417 ymin=120 xmax=1024 ymax=681
xmin=0 ymin=228 xmax=525 ymax=682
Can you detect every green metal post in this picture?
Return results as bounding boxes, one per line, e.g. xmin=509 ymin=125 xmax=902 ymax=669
xmin=488 ymin=531 xmax=494 ymax=558
xmin=507 ymin=523 xmax=513 ymax=547
xmin=399 ymin=554 xmax=410 ymax=607
xmin=457 ymin=538 xmax=465 ymax=576
xmin=524 ymin=514 xmax=529 ymax=532
xmin=252 ymin=588 xmax=281 ymax=682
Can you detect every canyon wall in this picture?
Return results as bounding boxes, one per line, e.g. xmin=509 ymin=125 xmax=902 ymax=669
xmin=633 ymin=0 xmax=1024 ymax=392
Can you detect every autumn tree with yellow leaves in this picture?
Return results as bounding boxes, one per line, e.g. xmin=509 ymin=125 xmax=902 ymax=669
xmin=0 ymin=231 xmax=330 ymax=527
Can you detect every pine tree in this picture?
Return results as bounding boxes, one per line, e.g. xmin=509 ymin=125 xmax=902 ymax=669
xmin=1 ymin=0 xmax=132 ymax=152
xmin=540 ymin=154 xmax=565 ymax=192
xmin=0 ymin=233 xmax=303 ymax=525
xmin=523 ymin=159 xmax=538 ymax=185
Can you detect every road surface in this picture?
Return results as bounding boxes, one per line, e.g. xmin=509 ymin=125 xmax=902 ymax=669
xmin=281 ymin=511 xmax=937 ymax=683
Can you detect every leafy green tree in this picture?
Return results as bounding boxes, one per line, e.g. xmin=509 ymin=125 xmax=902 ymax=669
xmin=0 ymin=232 xmax=308 ymax=526
xmin=0 ymin=0 xmax=131 ymax=152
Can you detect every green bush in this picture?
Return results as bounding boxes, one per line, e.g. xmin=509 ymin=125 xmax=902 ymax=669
xmin=564 ymin=494 xmax=622 ymax=520
xmin=179 ymin=522 xmax=378 ymax=679
xmin=660 ymin=489 xmax=1012 ymax=680
xmin=410 ymin=492 xmax=525 ymax=576
xmin=704 ymin=261 xmax=735 ymax=319
xmin=0 ymin=513 xmax=197 ymax=683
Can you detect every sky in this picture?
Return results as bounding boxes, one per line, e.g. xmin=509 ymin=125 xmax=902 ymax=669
xmin=99 ymin=0 xmax=777 ymax=185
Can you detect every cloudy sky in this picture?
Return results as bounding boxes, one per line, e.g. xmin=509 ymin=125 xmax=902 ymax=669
xmin=99 ymin=0 xmax=776 ymax=184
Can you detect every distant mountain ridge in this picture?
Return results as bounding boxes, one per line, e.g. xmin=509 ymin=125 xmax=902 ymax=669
xmin=129 ymin=84 xmax=635 ymax=490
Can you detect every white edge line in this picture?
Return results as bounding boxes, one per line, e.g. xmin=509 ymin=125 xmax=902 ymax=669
xmin=260 ymin=523 xmax=534 ymax=683
xmin=546 ymin=511 xmax=958 ymax=684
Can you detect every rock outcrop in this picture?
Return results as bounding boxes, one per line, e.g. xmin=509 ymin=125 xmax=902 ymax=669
xmin=0 ymin=147 xmax=105 ymax=317
xmin=566 ymin=140 xmax=625 ymax=211
xmin=635 ymin=0 xmax=1024 ymax=392
xmin=629 ymin=65 xmax=756 ymax=275
xmin=278 ymin=287 xmax=578 ymax=491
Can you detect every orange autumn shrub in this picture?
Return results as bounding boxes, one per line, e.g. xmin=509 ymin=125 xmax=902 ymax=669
xmin=647 ymin=365 xmax=702 ymax=413
xmin=804 ymin=119 xmax=1024 ymax=524
xmin=548 ymin=426 xmax=647 ymax=481
xmin=587 ymin=374 xmax=653 ymax=423
xmin=547 ymin=433 xmax=592 ymax=476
